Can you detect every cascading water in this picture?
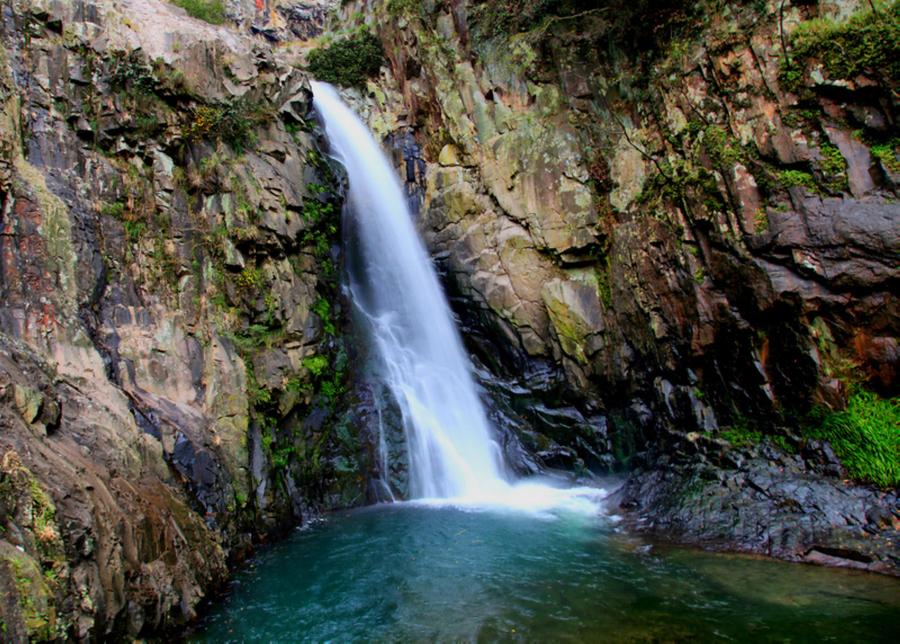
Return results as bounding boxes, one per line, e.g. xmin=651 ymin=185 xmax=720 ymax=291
xmin=311 ymin=81 xmax=604 ymax=513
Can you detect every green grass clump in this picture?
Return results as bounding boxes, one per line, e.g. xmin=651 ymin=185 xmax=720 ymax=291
xmin=307 ymin=30 xmax=384 ymax=88
xmin=777 ymin=168 xmax=816 ymax=190
xmin=871 ymin=140 xmax=900 ymax=174
xmin=720 ymin=426 xmax=763 ymax=449
xmin=787 ymin=2 xmax=899 ymax=82
xmin=169 ymin=0 xmax=226 ymax=25
xmin=806 ymin=390 xmax=899 ymax=488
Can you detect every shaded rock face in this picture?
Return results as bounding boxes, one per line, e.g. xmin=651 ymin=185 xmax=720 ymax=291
xmin=0 ymin=0 xmax=365 ymax=638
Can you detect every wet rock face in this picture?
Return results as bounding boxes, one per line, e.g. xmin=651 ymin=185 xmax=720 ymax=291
xmin=0 ymin=0 xmax=362 ymax=638
xmin=342 ymin=0 xmax=898 ymax=458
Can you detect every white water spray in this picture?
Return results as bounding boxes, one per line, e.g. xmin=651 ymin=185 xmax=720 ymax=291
xmin=311 ymin=82 xmax=605 ymax=514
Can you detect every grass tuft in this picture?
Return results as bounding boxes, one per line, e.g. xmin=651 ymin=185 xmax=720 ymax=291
xmin=806 ymin=390 xmax=899 ymax=488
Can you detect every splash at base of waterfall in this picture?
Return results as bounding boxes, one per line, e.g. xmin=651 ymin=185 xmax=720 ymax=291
xmin=408 ymin=479 xmax=612 ymax=518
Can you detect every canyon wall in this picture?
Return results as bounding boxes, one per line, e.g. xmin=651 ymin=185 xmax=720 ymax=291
xmin=334 ymin=0 xmax=898 ymax=568
xmin=0 ymin=0 xmax=896 ymax=639
xmin=0 ymin=0 xmax=368 ymax=638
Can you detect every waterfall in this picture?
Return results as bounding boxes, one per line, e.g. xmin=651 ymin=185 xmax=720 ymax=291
xmin=311 ymin=82 xmax=605 ymax=513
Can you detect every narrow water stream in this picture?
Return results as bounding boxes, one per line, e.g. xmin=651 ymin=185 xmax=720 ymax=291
xmin=193 ymin=504 xmax=899 ymax=642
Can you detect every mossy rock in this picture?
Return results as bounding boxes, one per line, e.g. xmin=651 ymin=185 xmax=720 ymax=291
xmin=0 ymin=542 xmax=57 ymax=641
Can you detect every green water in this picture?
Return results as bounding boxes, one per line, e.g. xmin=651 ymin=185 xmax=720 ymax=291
xmin=193 ymin=504 xmax=900 ymax=642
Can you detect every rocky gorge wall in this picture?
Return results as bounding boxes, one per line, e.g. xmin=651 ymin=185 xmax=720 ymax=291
xmin=330 ymin=0 xmax=898 ymax=568
xmin=0 ymin=0 xmax=376 ymax=639
xmin=0 ymin=0 xmax=897 ymax=640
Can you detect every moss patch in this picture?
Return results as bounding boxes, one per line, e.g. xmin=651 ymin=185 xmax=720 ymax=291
xmin=870 ymin=139 xmax=900 ymax=174
xmin=776 ymin=168 xmax=816 ymax=190
xmin=785 ymin=2 xmax=899 ymax=83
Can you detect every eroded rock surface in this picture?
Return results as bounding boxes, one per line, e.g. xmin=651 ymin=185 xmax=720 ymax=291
xmin=332 ymin=0 xmax=898 ymax=569
xmin=0 ymin=0 xmax=367 ymax=638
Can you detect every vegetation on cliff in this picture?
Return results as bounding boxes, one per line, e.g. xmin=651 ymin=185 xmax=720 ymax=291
xmin=806 ymin=390 xmax=900 ymax=488
xmin=307 ymin=29 xmax=384 ymax=88
xmin=782 ymin=0 xmax=899 ymax=86
xmin=169 ymin=0 xmax=227 ymax=25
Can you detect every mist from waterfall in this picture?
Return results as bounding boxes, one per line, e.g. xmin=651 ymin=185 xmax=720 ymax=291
xmin=311 ymin=81 xmax=604 ymax=514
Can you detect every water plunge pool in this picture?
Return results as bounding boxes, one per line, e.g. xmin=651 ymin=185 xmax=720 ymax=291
xmin=192 ymin=504 xmax=900 ymax=641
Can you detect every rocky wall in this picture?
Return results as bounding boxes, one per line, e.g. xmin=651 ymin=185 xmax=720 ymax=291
xmin=337 ymin=0 xmax=898 ymax=470
xmin=327 ymin=0 xmax=898 ymax=570
xmin=0 ymin=0 xmax=367 ymax=638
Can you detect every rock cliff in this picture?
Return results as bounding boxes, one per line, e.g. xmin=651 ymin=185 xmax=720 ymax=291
xmin=0 ymin=0 xmax=897 ymax=639
xmin=333 ymin=0 xmax=898 ymax=570
xmin=0 ymin=0 xmax=368 ymax=638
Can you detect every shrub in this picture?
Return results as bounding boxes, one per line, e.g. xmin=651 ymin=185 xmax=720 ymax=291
xmin=307 ymin=30 xmax=384 ymax=88
xmin=185 ymin=97 xmax=268 ymax=152
xmin=806 ymin=390 xmax=899 ymax=488
xmin=169 ymin=0 xmax=226 ymax=25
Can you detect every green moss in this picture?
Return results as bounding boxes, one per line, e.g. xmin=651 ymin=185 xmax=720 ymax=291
xmin=595 ymin=258 xmax=612 ymax=308
xmin=244 ymin=361 xmax=271 ymax=406
xmin=306 ymin=30 xmax=384 ymax=88
xmin=100 ymin=201 xmax=125 ymax=219
xmin=301 ymin=354 xmax=329 ymax=378
xmin=805 ymin=390 xmax=899 ymax=488
xmin=386 ymin=0 xmax=419 ymax=17
xmin=234 ymin=265 xmax=263 ymax=290
xmin=6 ymin=551 xmax=55 ymax=640
xmin=770 ymin=434 xmax=797 ymax=455
xmin=123 ymin=220 xmax=145 ymax=243
xmin=168 ymin=0 xmax=226 ymax=25
xmin=871 ymin=140 xmax=900 ymax=174
xmin=312 ymin=297 xmax=336 ymax=336
xmin=777 ymin=168 xmax=816 ymax=190
xmin=703 ymin=125 xmax=742 ymax=169
xmin=785 ymin=2 xmax=899 ymax=83
xmin=818 ymin=143 xmax=848 ymax=193
xmin=302 ymin=197 xmax=335 ymax=225
xmin=638 ymin=144 xmax=729 ymax=218
xmin=230 ymin=323 xmax=283 ymax=352
xmin=720 ymin=426 xmax=763 ymax=449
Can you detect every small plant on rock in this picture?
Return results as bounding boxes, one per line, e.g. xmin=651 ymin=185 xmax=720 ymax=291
xmin=805 ymin=389 xmax=899 ymax=488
